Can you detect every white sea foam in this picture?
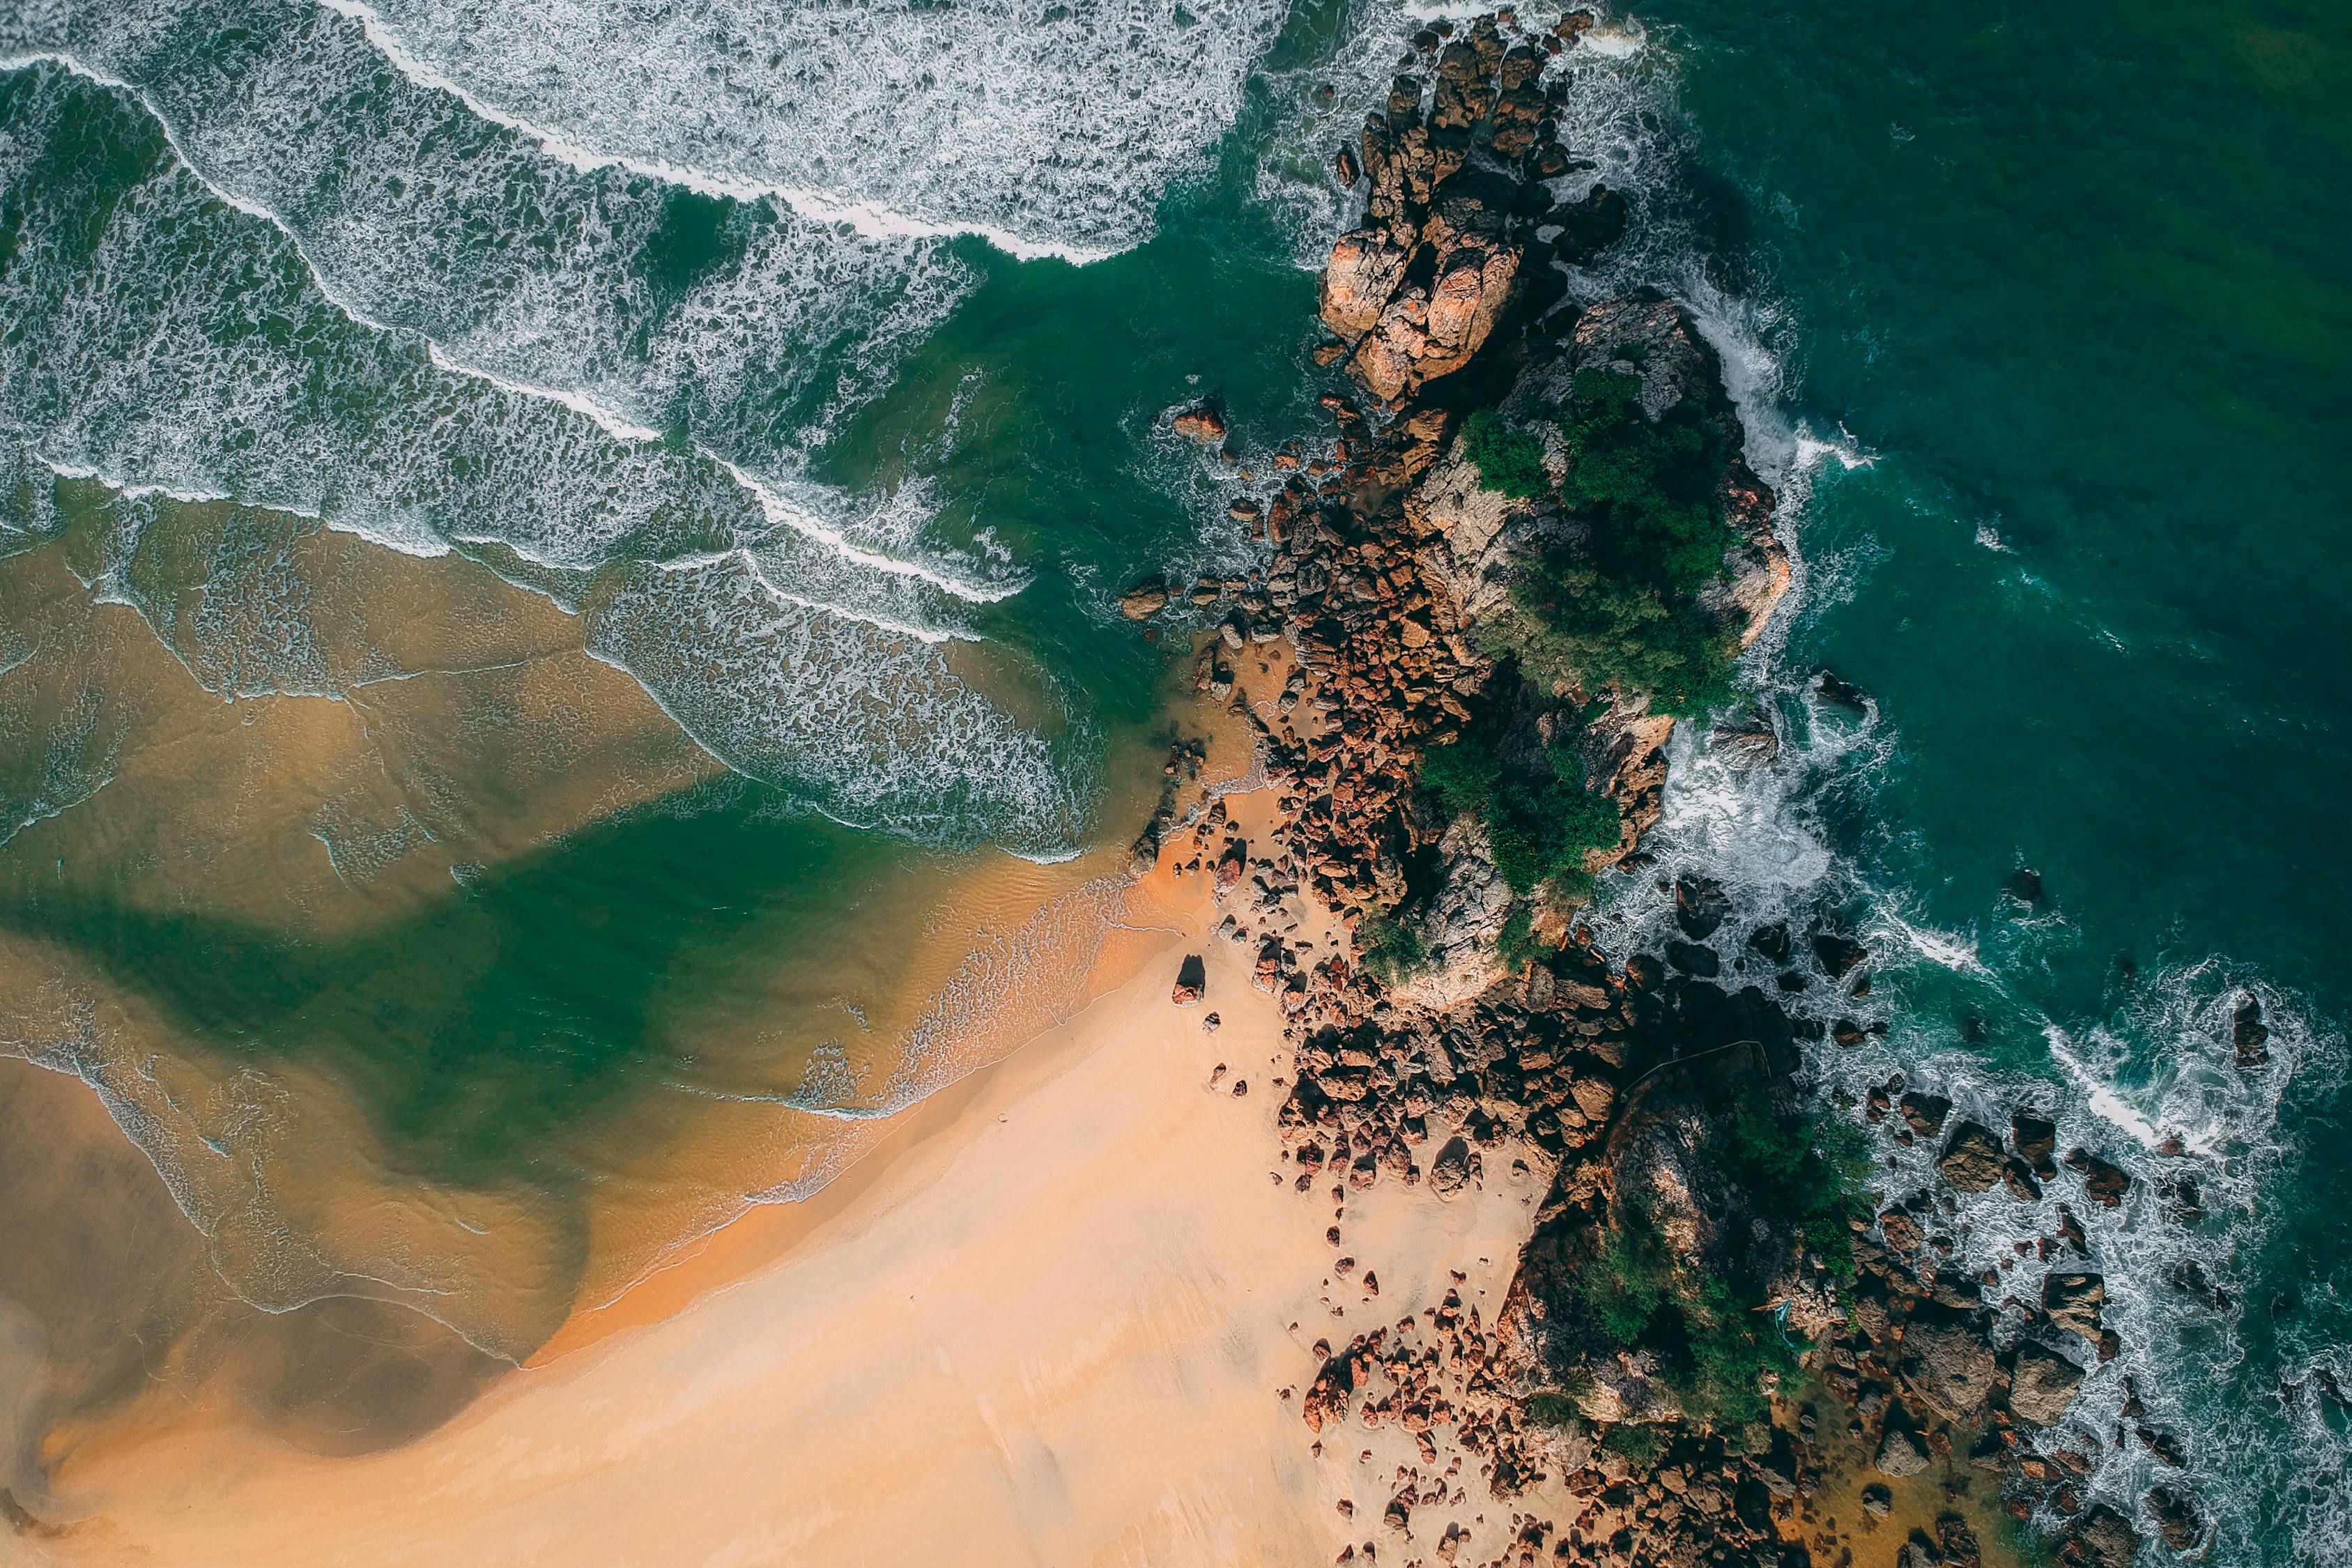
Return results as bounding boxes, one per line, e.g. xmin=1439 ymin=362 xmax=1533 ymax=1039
xmin=293 ymin=0 xmax=1293 ymax=262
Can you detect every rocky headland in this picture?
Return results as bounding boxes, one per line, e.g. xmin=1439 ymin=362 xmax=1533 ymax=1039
xmin=1127 ymin=11 xmax=2202 ymax=1567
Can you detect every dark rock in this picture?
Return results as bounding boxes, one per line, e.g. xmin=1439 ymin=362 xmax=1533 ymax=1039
xmin=2005 ymin=866 xmax=2045 ymax=905
xmin=1813 ymin=670 xmax=1870 ymax=715
xmin=1937 ymin=1122 xmax=2006 ymax=1193
xmin=1674 ymin=876 xmax=1729 ymax=940
xmin=2146 ymin=1485 xmax=2204 ymax=1551
xmin=1171 ymin=953 xmax=1207 ymax=1006
xmin=2066 ymin=1147 xmax=2132 ymax=1208
xmin=2012 ymin=1112 xmax=2059 ymax=1179
xmin=1665 ymin=939 xmax=1720 ymax=977
xmin=2043 ymin=1273 xmax=2105 ymax=1342
xmin=1903 ymin=1317 xmax=1998 ymax=1421
xmin=1551 ymin=184 xmax=1629 ymax=263
xmin=1746 ymin=922 xmax=1791 ymax=964
xmin=1812 ymin=928 xmax=1868 ymax=979
xmin=1900 ymin=1092 xmax=1951 ymax=1137
xmin=2234 ymin=992 xmax=2270 ymax=1067
xmin=2008 ymin=1340 xmax=2084 ymax=1425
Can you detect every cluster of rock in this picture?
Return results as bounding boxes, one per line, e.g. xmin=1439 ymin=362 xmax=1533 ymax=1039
xmin=1133 ymin=10 xmax=2215 ymax=1566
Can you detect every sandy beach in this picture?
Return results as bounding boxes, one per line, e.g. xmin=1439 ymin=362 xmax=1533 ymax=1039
xmin=32 ymin=839 xmax=1548 ymax=1568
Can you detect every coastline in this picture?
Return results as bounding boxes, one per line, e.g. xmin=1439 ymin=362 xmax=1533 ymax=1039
xmin=36 ymin=817 xmax=1543 ymax=1567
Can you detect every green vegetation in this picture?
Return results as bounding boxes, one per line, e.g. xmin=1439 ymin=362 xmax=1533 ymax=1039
xmin=1356 ymin=909 xmax=1431 ymax=985
xmin=1486 ymin=369 xmax=1745 ymax=717
xmin=1496 ymin=904 xmax=1548 ymax=971
xmin=1602 ymin=1424 xmax=1665 ymax=1468
xmin=1461 ymin=409 xmax=1550 ymax=499
xmin=1417 ymin=712 xmax=1620 ymax=896
xmin=1559 ymin=369 xmax=1737 ymax=595
xmin=1524 ymin=1390 xmax=1585 ymax=1431
xmin=1573 ymin=1197 xmax=1796 ymax=1431
xmin=1724 ymin=1106 xmax=1876 ymax=1282
xmin=1566 ymin=1107 xmax=1872 ymax=1434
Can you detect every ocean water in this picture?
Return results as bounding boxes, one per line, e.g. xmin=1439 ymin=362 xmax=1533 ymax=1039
xmin=0 ymin=0 xmax=2345 ymax=1559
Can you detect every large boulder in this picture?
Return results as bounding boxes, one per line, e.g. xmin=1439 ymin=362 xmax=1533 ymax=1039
xmin=1354 ymin=245 xmax=1523 ymax=403
xmin=2068 ymin=1504 xmax=2143 ymax=1568
xmin=1320 ymin=230 xmax=1414 ymax=340
xmin=1937 ymin=1121 xmax=2007 ymax=1192
xmin=2043 ymin=1273 xmax=2106 ymax=1342
xmin=1901 ymin=1317 xmax=1998 ymax=1422
xmin=1873 ymin=1426 xmax=1929 ymax=1477
xmin=2008 ymin=1339 xmax=2085 ymax=1425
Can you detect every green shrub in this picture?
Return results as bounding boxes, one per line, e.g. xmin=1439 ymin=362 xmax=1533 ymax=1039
xmin=1602 ymin=1424 xmax=1665 ymax=1468
xmin=1525 ymin=1390 xmax=1585 ymax=1431
xmin=1419 ymin=723 xmax=1622 ymax=895
xmin=1496 ymin=904 xmax=1546 ymax=971
xmin=1357 ymin=910 xmax=1430 ymax=985
xmin=1579 ymin=1199 xmax=1677 ymax=1346
xmin=1574 ymin=1195 xmax=1797 ymax=1432
xmin=1501 ymin=560 xmax=1739 ymax=719
xmin=1560 ymin=369 xmax=1736 ymax=596
xmin=1679 ymin=1276 xmax=1794 ymax=1430
xmin=1486 ymin=369 xmax=1744 ymax=717
xmin=1723 ymin=1107 xmax=1875 ymax=1283
xmin=1462 ymin=409 xmax=1551 ymax=500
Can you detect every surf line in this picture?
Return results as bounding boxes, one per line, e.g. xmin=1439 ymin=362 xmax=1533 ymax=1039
xmin=310 ymin=0 xmax=1119 ymax=268
xmin=0 ymin=51 xmax=1021 ymax=610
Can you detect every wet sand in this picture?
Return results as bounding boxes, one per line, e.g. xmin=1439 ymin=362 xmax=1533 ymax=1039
xmin=33 ymin=843 xmax=1541 ymax=1567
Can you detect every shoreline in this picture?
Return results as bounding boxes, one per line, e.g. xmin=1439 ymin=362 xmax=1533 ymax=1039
xmin=34 ymin=807 xmax=1546 ymax=1567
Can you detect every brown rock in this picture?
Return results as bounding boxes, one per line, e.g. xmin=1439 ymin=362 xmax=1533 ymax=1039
xmin=2043 ymin=1273 xmax=2105 ymax=1342
xmin=1119 ymin=577 xmax=1170 ymax=619
xmin=1321 ymin=230 xmax=1414 ymax=341
xmin=1937 ymin=1121 xmax=2006 ymax=1192
xmin=1903 ymin=1318 xmax=1998 ymax=1421
xmin=1171 ymin=953 xmax=1207 ymax=1007
xmin=2066 ymin=1147 xmax=2132 ymax=1208
xmin=1171 ymin=402 xmax=1227 ymax=445
xmin=2008 ymin=1339 xmax=2084 ymax=1425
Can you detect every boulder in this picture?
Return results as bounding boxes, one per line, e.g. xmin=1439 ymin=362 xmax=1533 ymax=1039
xmin=2233 ymin=993 xmax=2270 ymax=1068
xmin=2012 ymin=1112 xmax=2059 ymax=1178
xmin=1320 ymin=230 xmax=1414 ymax=340
xmin=1171 ymin=402 xmax=1227 ymax=445
xmin=2008 ymin=1340 xmax=2084 ymax=1426
xmin=1429 ymin=1136 xmax=1473 ymax=1196
xmin=1674 ymin=876 xmax=1728 ymax=940
xmin=2068 ymin=1504 xmax=2143 ymax=1568
xmin=2146 ymin=1485 xmax=2203 ymax=1552
xmin=1900 ymin=1092 xmax=1951 ymax=1138
xmin=2066 ymin=1147 xmax=2132 ymax=1208
xmin=1746 ymin=922 xmax=1792 ymax=964
xmin=1937 ymin=1122 xmax=2007 ymax=1193
xmin=2043 ymin=1273 xmax=2105 ymax=1342
xmin=1664 ymin=939 xmax=1719 ymax=978
xmin=1119 ymin=577 xmax=1170 ymax=619
xmin=1873 ymin=1426 xmax=1929 ymax=1477
xmin=1902 ymin=1318 xmax=1999 ymax=1421
xmin=1171 ymin=953 xmax=1207 ymax=1006
xmin=1811 ymin=928 xmax=1868 ymax=979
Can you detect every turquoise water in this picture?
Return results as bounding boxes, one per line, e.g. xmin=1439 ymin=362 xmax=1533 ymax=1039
xmin=0 ymin=0 xmax=2345 ymax=1555
xmin=1583 ymin=3 xmax=2352 ymax=1560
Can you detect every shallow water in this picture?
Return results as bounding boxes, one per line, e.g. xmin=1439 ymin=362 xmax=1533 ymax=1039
xmin=0 ymin=0 xmax=2345 ymax=1558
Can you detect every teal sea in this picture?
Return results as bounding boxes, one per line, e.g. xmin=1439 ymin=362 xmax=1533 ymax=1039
xmin=0 ymin=0 xmax=2344 ymax=1558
